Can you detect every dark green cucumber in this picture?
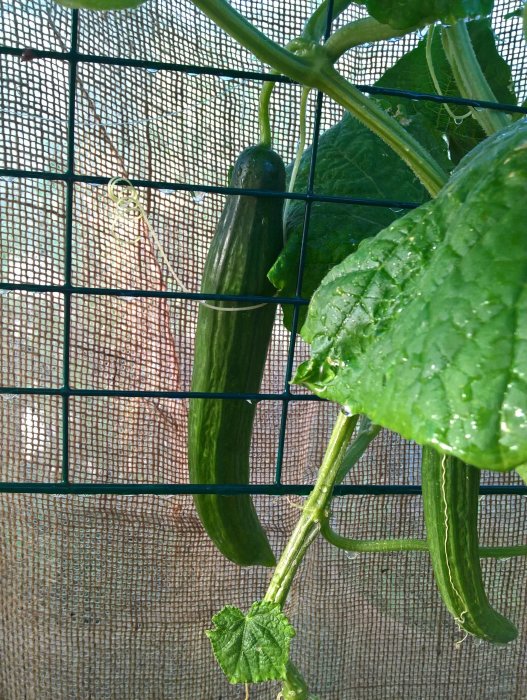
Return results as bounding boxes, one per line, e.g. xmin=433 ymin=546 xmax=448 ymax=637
xmin=188 ymin=145 xmax=285 ymax=567
xmin=421 ymin=446 xmax=517 ymax=644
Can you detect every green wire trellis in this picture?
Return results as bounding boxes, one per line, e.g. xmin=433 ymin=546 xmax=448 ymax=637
xmin=0 ymin=6 xmax=526 ymax=499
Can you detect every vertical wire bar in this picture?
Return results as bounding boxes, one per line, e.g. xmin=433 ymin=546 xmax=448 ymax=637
xmin=61 ymin=11 xmax=79 ymax=484
xmin=274 ymin=0 xmax=336 ymax=485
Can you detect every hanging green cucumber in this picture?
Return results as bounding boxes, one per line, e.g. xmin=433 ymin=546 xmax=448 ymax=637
xmin=421 ymin=446 xmax=517 ymax=644
xmin=188 ymin=144 xmax=285 ymax=567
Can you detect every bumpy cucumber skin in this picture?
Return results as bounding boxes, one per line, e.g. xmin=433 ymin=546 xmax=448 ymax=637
xmin=421 ymin=447 xmax=517 ymax=644
xmin=188 ymin=145 xmax=285 ymax=567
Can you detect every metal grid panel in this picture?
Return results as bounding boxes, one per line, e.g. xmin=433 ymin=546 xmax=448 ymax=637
xmin=1 ymin=2 xmax=525 ymax=497
xmin=1 ymin=3 xmax=527 ymax=699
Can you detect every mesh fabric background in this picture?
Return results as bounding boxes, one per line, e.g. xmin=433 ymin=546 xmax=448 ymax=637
xmin=1 ymin=1 xmax=526 ymax=698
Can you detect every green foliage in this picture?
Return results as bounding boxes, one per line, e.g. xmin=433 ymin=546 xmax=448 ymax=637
xmin=206 ymin=602 xmax=295 ymax=684
xmin=365 ymin=0 xmax=493 ymax=29
xmin=294 ymin=119 xmax=527 ymax=472
xmin=54 ymin=0 xmax=147 ymax=9
xmin=376 ymin=20 xmax=517 ymax=164
xmin=268 ymin=19 xmax=513 ymax=331
xmin=268 ymin=111 xmax=449 ymax=330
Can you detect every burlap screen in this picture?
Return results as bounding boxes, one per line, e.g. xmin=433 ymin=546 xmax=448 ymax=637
xmin=1 ymin=1 xmax=526 ymax=698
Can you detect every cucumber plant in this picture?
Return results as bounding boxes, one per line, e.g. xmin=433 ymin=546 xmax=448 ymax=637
xmin=186 ymin=2 xmax=527 ymax=696
xmin=53 ymin=0 xmax=527 ymax=696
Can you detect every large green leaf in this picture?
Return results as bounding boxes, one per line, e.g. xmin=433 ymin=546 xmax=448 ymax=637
xmin=206 ymin=602 xmax=295 ymax=684
xmin=268 ymin=111 xmax=450 ymax=330
xmin=365 ymin=0 xmax=493 ymax=29
xmin=375 ymin=20 xmax=517 ymax=164
xmin=293 ymin=119 xmax=527 ymax=472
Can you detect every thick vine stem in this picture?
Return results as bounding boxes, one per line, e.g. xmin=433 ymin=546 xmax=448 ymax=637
xmin=263 ymin=412 xmax=359 ymax=607
xmin=189 ymin=0 xmax=449 ymax=197
xmin=259 ymin=0 xmax=352 ymax=150
xmin=189 ymin=0 xmax=320 ymax=85
xmin=260 ymin=13 xmax=410 ymax=154
xmin=324 ymin=16 xmax=410 ymax=62
xmin=441 ymin=20 xmax=511 ymax=136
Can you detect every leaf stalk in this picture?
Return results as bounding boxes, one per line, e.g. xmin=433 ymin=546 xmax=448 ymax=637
xmin=441 ymin=20 xmax=510 ymax=136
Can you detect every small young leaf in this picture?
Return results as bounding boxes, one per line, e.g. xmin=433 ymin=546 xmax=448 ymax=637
xmin=365 ymin=0 xmax=493 ymax=30
xmin=294 ymin=119 xmax=527 ymax=472
xmin=206 ymin=602 xmax=295 ymax=684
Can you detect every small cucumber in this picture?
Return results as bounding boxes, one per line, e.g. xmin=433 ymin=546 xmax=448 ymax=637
xmin=188 ymin=145 xmax=285 ymax=567
xmin=421 ymin=446 xmax=517 ymax=644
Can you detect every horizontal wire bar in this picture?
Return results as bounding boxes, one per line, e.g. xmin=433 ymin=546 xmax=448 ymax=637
xmin=0 ymin=284 xmax=309 ymax=305
xmin=356 ymin=84 xmax=527 ymax=115
xmin=1 ymin=46 xmax=292 ymax=82
xmin=0 ymin=482 xmax=523 ymax=495
xmin=2 ymin=45 xmax=525 ymax=115
xmin=0 ymin=387 xmax=318 ymax=400
xmin=0 ymin=171 xmax=421 ymax=209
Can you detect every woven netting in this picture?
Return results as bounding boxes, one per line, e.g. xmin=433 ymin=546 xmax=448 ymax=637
xmin=1 ymin=1 xmax=526 ymax=698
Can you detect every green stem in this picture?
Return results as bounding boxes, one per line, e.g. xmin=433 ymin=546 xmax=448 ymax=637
xmin=316 ymin=64 xmax=447 ymax=196
xmin=302 ymin=0 xmax=355 ymax=43
xmin=324 ymin=16 xmax=411 ymax=62
xmin=482 ymin=545 xmax=527 ymax=559
xmin=281 ymin=661 xmax=309 ymax=699
xmin=426 ymin=25 xmax=471 ymax=123
xmin=321 ymin=522 xmax=429 ymax=552
xmin=263 ymin=412 xmax=358 ymax=607
xmin=259 ymin=0 xmax=354 ymax=151
xmin=189 ymin=0 xmax=449 ymax=197
xmin=320 ymin=519 xmax=527 ymax=558
xmin=335 ymin=417 xmax=381 ymax=484
xmin=260 ymin=13 xmax=415 ymax=157
xmin=441 ymin=21 xmax=510 ymax=136
xmin=189 ymin=0 xmax=315 ymax=84
xmin=259 ymin=80 xmax=274 ymax=147
xmin=283 ymin=85 xmax=311 ymax=240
